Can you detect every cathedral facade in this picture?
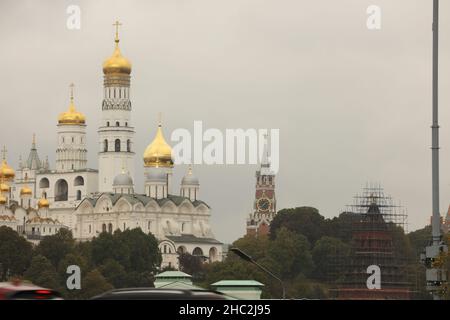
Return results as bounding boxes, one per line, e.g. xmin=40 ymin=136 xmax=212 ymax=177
xmin=0 ymin=22 xmax=222 ymax=269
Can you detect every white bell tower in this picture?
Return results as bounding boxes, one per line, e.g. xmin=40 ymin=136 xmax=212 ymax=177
xmin=98 ymin=21 xmax=135 ymax=192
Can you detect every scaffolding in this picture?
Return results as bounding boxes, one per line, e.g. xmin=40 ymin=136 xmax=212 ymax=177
xmin=330 ymin=183 xmax=412 ymax=299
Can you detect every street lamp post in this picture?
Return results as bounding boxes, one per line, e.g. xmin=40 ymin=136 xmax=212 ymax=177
xmin=229 ymin=247 xmax=286 ymax=299
xmin=421 ymin=0 xmax=448 ymax=300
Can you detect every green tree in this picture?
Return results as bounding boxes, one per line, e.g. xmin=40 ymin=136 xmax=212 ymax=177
xmin=116 ymin=229 xmax=162 ymax=274
xmin=78 ymin=269 xmax=113 ymax=299
xmin=270 ymin=207 xmax=326 ymax=245
xmin=91 ymin=229 xmax=161 ymax=275
xmin=91 ymin=232 xmax=122 ymax=266
xmin=24 ymin=255 xmax=60 ymax=290
xmin=36 ymin=229 xmax=75 ymax=268
xmin=232 ymin=234 xmax=270 ymax=261
xmin=178 ymin=253 xmax=204 ymax=278
xmin=312 ymin=236 xmax=350 ymax=281
xmin=268 ymin=227 xmax=314 ymax=279
xmin=0 ymin=226 xmax=33 ymax=280
xmin=98 ymin=259 xmax=127 ymax=288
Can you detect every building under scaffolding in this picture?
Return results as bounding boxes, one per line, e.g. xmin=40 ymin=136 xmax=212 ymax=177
xmin=331 ymin=184 xmax=412 ymax=299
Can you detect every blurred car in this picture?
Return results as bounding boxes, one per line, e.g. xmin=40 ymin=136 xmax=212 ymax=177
xmin=0 ymin=281 xmax=62 ymax=300
xmin=91 ymin=288 xmax=235 ymax=300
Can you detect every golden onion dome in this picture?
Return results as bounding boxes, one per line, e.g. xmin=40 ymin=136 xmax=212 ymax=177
xmin=0 ymin=159 xmax=15 ymax=181
xmin=0 ymin=183 xmax=10 ymax=193
xmin=58 ymin=86 xmax=86 ymax=125
xmin=103 ymin=43 xmax=132 ymax=75
xmin=38 ymin=197 xmax=50 ymax=209
xmin=20 ymin=185 xmax=32 ymax=197
xmin=143 ymin=124 xmax=173 ymax=168
xmin=103 ymin=22 xmax=131 ymax=75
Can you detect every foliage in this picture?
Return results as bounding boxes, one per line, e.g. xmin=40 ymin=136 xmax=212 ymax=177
xmin=36 ymin=228 xmax=75 ymax=268
xmin=23 ymin=255 xmax=60 ymax=291
xmin=77 ymin=269 xmax=113 ymax=300
xmin=0 ymin=226 xmax=33 ymax=281
xmin=178 ymin=253 xmax=204 ymax=281
xmin=270 ymin=207 xmax=326 ymax=245
xmin=312 ymin=236 xmax=350 ymax=281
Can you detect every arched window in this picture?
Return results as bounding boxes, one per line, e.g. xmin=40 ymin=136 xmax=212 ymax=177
xmin=104 ymin=139 xmax=108 ymax=152
xmin=193 ymin=247 xmax=203 ymax=257
xmin=107 ymin=121 xmax=110 ymax=127
xmin=108 ymin=223 xmax=113 ymax=233
xmin=177 ymin=246 xmax=187 ymax=254
xmin=102 ymin=224 xmax=106 ymax=233
xmin=89 ymin=225 xmax=91 ymax=233
xmin=55 ymin=179 xmax=68 ymax=202
xmin=39 ymin=178 xmax=50 ymax=189
xmin=209 ymin=247 xmax=218 ymax=262
xmin=76 ymin=190 xmax=81 ymax=200
xmin=115 ymin=139 xmax=121 ymax=152
xmin=116 ymin=121 xmax=120 ymax=127
xmin=127 ymin=139 xmax=131 ymax=152
xmin=74 ymin=176 xmax=84 ymax=186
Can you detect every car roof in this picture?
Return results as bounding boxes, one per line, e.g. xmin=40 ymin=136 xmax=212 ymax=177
xmin=91 ymin=288 xmax=234 ymax=300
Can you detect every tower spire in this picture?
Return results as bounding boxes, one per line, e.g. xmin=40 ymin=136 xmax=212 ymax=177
xmin=113 ymin=20 xmax=122 ymax=44
xmin=260 ymin=133 xmax=270 ymax=169
xmin=1 ymin=146 xmax=6 ymax=161
xmin=32 ymin=133 xmax=36 ymax=149
xmin=69 ymin=83 xmax=75 ymax=103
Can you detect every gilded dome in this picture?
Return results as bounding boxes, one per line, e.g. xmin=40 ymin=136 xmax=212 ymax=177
xmin=58 ymin=102 xmax=86 ymax=125
xmin=0 ymin=183 xmax=10 ymax=193
xmin=38 ymin=197 xmax=50 ymax=209
xmin=143 ymin=124 xmax=173 ymax=168
xmin=103 ymin=43 xmax=132 ymax=75
xmin=20 ymin=185 xmax=32 ymax=197
xmin=0 ymin=159 xmax=15 ymax=181
xmin=58 ymin=85 xmax=86 ymax=125
xmin=103 ymin=22 xmax=131 ymax=75
xmin=0 ymin=194 xmax=6 ymax=205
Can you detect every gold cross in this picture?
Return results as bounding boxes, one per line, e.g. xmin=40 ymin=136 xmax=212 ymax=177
xmin=1 ymin=146 xmax=6 ymax=160
xmin=158 ymin=112 xmax=162 ymax=126
xmin=113 ymin=20 xmax=122 ymax=42
xmin=69 ymin=83 xmax=75 ymax=101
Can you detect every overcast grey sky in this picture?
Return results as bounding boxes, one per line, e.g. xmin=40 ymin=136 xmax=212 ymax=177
xmin=1 ymin=0 xmax=449 ymax=243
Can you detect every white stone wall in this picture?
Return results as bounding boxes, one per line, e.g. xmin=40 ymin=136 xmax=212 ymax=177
xmin=35 ymin=170 xmax=98 ymax=205
xmin=74 ymin=195 xmax=222 ymax=267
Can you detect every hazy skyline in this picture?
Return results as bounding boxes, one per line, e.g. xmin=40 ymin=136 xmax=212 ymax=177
xmin=1 ymin=0 xmax=450 ymax=243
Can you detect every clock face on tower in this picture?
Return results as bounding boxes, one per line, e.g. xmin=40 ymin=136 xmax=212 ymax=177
xmin=257 ymin=198 xmax=270 ymax=211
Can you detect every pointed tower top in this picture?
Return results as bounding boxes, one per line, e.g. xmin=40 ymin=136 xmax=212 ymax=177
xmin=113 ymin=20 xmax=122 ymax=44
xmin=1 ymin=146 xmax=6 ymax=161
xmin=158 ymin=112 xmax=162 ymax=127
xmin=261 ymin=133 xmax=270 ymax=168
